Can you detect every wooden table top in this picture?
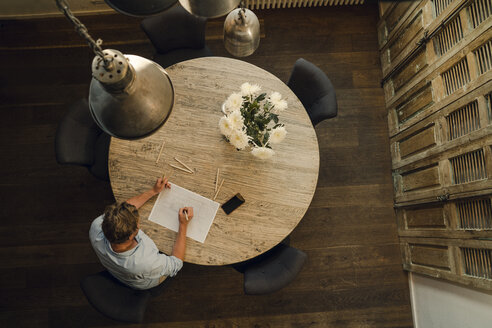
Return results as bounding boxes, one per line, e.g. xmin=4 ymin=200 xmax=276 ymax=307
xmin=109 ymin=56 xmax=319 ymax=265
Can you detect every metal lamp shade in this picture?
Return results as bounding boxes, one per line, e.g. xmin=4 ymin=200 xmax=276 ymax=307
xmin=223 ymin=8 xmax=260 ymax=57
xmin=178 ymin=0 xmax=240 ymax=18
xmin=89 ymin=54 xmax=174 ymax=140
xmin=104 ymin=0 xmax=177 ymax=17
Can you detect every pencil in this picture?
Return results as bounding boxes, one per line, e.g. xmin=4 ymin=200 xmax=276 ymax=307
xmin=215 ymin=168 xmax=220 ymax=193
xmin=174 ymin=157 xmax=193 ymax=173
xmin=213 ymin=178 xmax=225 ymax=200
xmin=184 ymin=210 xmax=189 ymax=221
xmin=169 ymin=163 xmax=193 ymax=174
xmin=155 ymin=140 xmax=165 ymax=164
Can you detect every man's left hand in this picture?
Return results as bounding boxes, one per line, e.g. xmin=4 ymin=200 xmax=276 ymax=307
xmin=153 ymin=177 xmax=171 ymax=195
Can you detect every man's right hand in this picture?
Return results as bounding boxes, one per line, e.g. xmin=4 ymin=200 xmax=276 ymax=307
xmin=178 ymin=207 xmax=194 ymax=226
xmin=173 ymin=207 xmax=194 ymax=260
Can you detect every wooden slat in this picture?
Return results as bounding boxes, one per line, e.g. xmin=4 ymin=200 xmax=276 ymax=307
xmin=387 ymin=11 xmax=424 ymax=64
xmin=392 ymin=48 xmax=428 ymax=92
xmin=433 ymin=15 xmax=464 ymax=57
xmin=378 ymin=1 xmax=420 ymax=49
xmin=410 ymin=244 xmax=450 ymax=269
xmin=402 ymin=165 xmax=441 ymax=192
xmin=473 ymin=39 xmax=492 ymax=75
xmin=399 ymin=125 xmax=437 ymax=158
xmin=405 ymin=205 xmax=446 ymax=228
xmin=467 ymin=0 xmax=492 ymax=29
xmin=395 ymin=83 xmax=434 ymax=123
xmin=457 ymin=197 xmax=492 ymax=229
xmin=432 ymin=0 xmax=457 ymax=18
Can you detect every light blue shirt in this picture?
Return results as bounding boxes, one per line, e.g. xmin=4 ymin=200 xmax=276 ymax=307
xmin=89 ymin=215 xmax=183 ymax=290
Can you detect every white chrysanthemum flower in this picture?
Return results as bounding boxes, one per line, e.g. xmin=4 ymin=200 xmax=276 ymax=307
xmin=219 ymin=116 xmax=234 ymax=137
xmin=269 ymin=91 xmax=282 ymax=103
xmin=269 ymin=126 xmax=287 ymax=144
xmin=240 ymin=82 xmax=261 ymax=96
xmin=229 ymin=129 xmax=249 ymax=150
xmin=251 ymin=146 xmax=275 ymax=159
xmin=224 ymin=92 xmax=243 ymax=113
xmin=228 ymin=110 xmax=244 ymax=130
xmin=271 ymin=99 xmax=288 ymax=113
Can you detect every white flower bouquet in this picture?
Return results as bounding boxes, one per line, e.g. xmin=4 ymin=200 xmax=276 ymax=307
xmin=219 ymin=82 xmax=288 ymax=159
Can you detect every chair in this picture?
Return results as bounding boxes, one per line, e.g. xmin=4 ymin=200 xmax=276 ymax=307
xmin=233 ymin=243 xmax=307 ymax=295
xmin=140 ymin=5 xmax=213 ymax=69
xmin=80 ymin=271 xmax=172 ymax=323
xmin=54 ymin=99 xmax=110 ymax=181
xmin=287 ymin=58 xmax=338 ymax=126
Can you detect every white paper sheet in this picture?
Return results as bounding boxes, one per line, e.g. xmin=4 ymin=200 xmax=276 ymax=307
xmin=148 ymin=183 xmax=220 ymax=243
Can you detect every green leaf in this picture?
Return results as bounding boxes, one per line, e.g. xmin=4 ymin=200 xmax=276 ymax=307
xmin=269 ymin=113 xmax=279 ymax=124
xmin=255 ymin=93 xmax=266 ymax=102
xmin=263 ymin=132 xmax=270 ymax=144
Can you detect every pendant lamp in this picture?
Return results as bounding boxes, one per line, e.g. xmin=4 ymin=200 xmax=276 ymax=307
xmin=56 ymin=0 xmax=174 ymax=140
xmin=104 ymin=0 xmax=177 ymax=17
xmin=178 ymin=0 xmax=241 ymax=18
xmin=223 ymin=6 xmax=260 ymax=57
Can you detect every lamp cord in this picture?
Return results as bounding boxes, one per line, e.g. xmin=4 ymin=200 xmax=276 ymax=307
xmin=239 ymin=0 xmax=246 ymax=20
xmin=55 ymin=0 xmax=110 ymax=68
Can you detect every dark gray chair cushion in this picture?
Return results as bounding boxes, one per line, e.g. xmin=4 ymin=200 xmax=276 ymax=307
xmin=55 ymin=99 xmax=110 ymax=181
xmin=81 ymin=271 xmax=172 ymax=323
xmin=153 ymin=46 xmax=213 ymax=69
xmin=287 ymin=58 xmax=338 ymax=126
xmin=80 ymin=271 xmax=151 ymax=323
xmin=242 ymin=245 xmax=307 ymax=295
xmin=55 ymin=99 xmax=99 ymax=166
xmin=141 ymin=5 xmax=207 ymax=54
xmin=89 ymin=132 xmax=111 ymax=181
xmin=140 ymin=5 xmax=212 ymax=67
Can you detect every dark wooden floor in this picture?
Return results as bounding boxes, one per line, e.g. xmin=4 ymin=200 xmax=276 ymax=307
xmin=0 ymin=4 xmax=413 ymax=327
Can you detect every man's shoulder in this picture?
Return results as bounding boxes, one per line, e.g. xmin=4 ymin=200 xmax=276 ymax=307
xmin=89 ymin=214 xmax=105 ymax=241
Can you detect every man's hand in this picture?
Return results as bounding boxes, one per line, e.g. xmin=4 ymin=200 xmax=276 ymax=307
xmin=126 ymin=177 xmax=171 ymax=209
xmin=153 ymin=177 xmax=171 ymax=195
xmin=178 ymin=207 xmax=194 ymax=226
xmin=173 ymin=207 xmax=193 ymax=260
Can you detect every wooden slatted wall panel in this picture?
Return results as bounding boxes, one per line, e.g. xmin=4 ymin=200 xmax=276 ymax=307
xmin=400 ymin=237 xmax=492 ymax=290
xmin=244 ymin=0 xmax=365 ymax=9
xmin=457 ymin=197 xmax=492 ymax=230
xmin=468 ymin=0 xmax=492 ymax=28
xmin=379 ymin=0 xmax=492 ymax=290
xmin=432 ymin=0 xmax=456 ymax=17
xmin=433 ymin=15 xmax=463 ymax=57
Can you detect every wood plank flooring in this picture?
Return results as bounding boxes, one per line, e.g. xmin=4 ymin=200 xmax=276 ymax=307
xmin=0 ymin=4 xmax=414 ymax=327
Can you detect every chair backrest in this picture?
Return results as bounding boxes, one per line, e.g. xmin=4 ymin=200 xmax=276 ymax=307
xmin=287 ymin=58 xmax=338 ymax=126
xmin=55 ymin=98 xmax=100 ymax=167
xmin=55 ymin=99 xmax=110 ymax=181
xmin=141 ymin=5 xmax=207 ymax=54
xmin=243 ymin=245 xmax=307 ymax=295
xmin=80 ymin=271 xmax=151 ymax=323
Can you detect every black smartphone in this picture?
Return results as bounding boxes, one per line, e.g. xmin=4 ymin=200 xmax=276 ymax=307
xmin=221 ymin=193 xmax=245 ymax=215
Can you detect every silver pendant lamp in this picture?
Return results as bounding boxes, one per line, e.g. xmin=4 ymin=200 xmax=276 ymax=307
xmin=178 ymin=0 xmax=241 ymax=18
xmin=104 ymin=0 xmax=177 ymax=17
xmin=56 ymin=0 xmax=174 ymax=140
xmin=223 ymin=4 xmax=260 ymax=57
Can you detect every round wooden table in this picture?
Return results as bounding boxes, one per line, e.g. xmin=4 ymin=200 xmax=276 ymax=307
xmin=109 ymin=57 xmax=319 ymax=265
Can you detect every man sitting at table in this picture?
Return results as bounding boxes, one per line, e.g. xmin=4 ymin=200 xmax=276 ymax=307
xmin=89 ymin=177 xmax=193 ymax=290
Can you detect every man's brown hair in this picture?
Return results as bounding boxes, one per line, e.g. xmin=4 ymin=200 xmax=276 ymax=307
xmin=102 ymin=202 xmax=139 ymax=244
